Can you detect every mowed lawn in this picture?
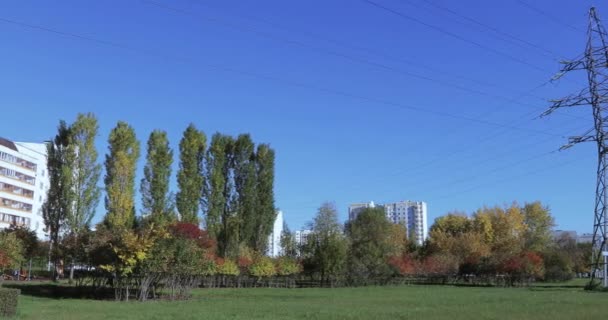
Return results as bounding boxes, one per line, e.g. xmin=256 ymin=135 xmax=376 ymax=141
xmin=11 ymin=281 xmax=608 ymax=320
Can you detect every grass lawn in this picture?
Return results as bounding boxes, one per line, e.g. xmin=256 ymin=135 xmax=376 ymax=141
xmin=8 ymin=280 xmax=608 ymax=319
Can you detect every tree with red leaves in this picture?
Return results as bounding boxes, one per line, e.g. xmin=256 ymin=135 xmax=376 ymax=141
xmin=388 ymin=254 xmax=418 ymax=276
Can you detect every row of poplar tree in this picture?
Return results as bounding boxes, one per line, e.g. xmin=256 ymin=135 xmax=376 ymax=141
xmin=43 ymin=113 xmax=276 ymax=279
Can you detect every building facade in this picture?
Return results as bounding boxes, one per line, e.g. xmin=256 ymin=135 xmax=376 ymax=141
xmin=267 ymin=210 xmax=284 ymax=257
xmin=349 ymin=200 xmax=428 ymax=245
xmin=0 ymin=137 xmax=48 ymax=239
xmin=295 ymin=229 xmax=313 ymax=247
xmin=294 ymin=229 xmax=313 ymax=256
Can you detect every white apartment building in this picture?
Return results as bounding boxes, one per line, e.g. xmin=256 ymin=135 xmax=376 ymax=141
xmin=295 ymin=229 xmax=313 ymax=247
xmin=349 ymin=200 xmax=428 ymax=246
xmin=0 ymin=137 xmax=49 ymax=239
xmin=267 ymin=210 xmax=284 ymax=257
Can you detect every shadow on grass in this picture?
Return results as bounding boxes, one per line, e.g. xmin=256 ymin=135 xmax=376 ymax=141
xmin=3 ymin=282 xmax=114 ymax=300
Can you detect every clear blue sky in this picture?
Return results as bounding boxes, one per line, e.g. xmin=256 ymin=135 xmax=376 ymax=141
xmin=1 ymin=0 xmax=605 ymax=233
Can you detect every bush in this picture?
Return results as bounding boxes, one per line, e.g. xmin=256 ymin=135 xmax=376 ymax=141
xmin=0 ymin=288 xmax=20 ymax=317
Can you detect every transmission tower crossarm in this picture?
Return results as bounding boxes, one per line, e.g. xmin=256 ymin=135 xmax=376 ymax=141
xmin=541 ymin=93 xmax=591 ymax=117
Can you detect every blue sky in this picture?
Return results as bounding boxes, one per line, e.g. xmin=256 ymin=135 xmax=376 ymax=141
xmin=0 ymin=0 xmax=604 ymax=232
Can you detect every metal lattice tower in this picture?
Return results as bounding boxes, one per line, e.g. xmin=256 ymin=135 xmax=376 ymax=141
xmin=542 ymin=7 xmax=608 ymax=288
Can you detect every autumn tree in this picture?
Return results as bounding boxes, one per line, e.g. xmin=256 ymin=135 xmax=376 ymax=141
xmin=0 ymin=233 xmax=24 ymax=278
xmin=176 ymin=124 xmax=206 ymax=224
xmin=522 ymin=201 xmax=555 ymax=252
xmin=104 ymin=121 xmax=140 ymax=230
xmin=141 ymin=130 xmax=174 ymax=226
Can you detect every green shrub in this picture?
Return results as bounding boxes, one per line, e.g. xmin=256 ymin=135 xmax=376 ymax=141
xmin=0 ymin=288 xmax=20 ymax=317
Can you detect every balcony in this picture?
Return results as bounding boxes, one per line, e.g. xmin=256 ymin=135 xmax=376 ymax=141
xmin=0 ymin=197 xmax=33 ymax=213
xmin=0 ymin=151 xmax=37 ymax=172
xmin=0 ymin=165 xmax=36 ymax=185
xmin=0 ymin=212 xmax=31 ymax=227
xmin=0 ymin=182 xmax=34 ymax=199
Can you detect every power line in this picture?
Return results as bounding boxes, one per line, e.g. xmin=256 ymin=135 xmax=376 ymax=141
xmin=516 ymin=0 xmax=584 ymax=33
xmin=362 ymin=0 xmax=551 ymax=74
xmin=410 ymin=0 xmax=559 ymax=58
xmin=189 ymin=0 xmax=497 ymax=88
xmin=431 ymin=156 xmax=579 ymax=201
xmin=0 ymin=16 xmax=566 ymax=138
xmin=142 ymin=0 xmax=552 ymax=112
xmin=347 ymin=118 xmax=587 ymax=195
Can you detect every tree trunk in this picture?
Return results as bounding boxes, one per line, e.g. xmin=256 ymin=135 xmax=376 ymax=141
xmin=69 ymin=258 xmax=75 ymax=284
xmin=27 ymin=258 xmax=32 ymax=281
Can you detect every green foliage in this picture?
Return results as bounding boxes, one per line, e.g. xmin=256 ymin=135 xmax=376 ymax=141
xmin=542 ymin=234 xmax=581 ymax=281
xmin=141 ymin=130 xmax=175 ymax=226
xmin=67 ymin=113 xmax=102 ymax=234
xmin=346 ymin=206 xmax=396 ymax=279
xmin=216 ymin=259 xmax=239 ymax=276
xmin=2 ymin=225 xmax=37 ymax=259
xmin=0 ymin=288 xmax=20 ymax=317
xmin=204 ymin=133 xmax=230 ymax=241
xmin=279 ymin=222 xmax=298 ymax=258
xmin=431 ymin=213 xmax=471 ymax=236
xmin=303 ymin=203 xmax=348 ymax=283
xmin=43 ymin=120 xmax=73 ymax=267
xmin=104 ymin=121 xmax=140 ymax=230
xmin=249 ymin=256 xmax=276 ymax=278
xmin=543 ymin=249 xmax=573 ymax=282
xmin=254 ymin=144 xmax=276 ymax=252
xmin=234 ymin=134 xmax=258 ymax=249
xmin=275 ymin=257 xmax=301 ymax=276
xmin=522 ymin=202 xmax=555 ymax=252
xmin=176 ymin=124 xmax=206 ymax=224
xmin=204 ymin=133 xmax=276 ymax=257
xmin=0 ymin=233 xmax=24 ymax=269
xmin=99 ymin=228 xmax=156 ymax=277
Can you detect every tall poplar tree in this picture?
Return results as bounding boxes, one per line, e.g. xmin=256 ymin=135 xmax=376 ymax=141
xmin=141 ymin=130 xmax=174 ymax=226
xmin=65 ymin=113 xmax=101 ymax=281
xmin=104 ymin=121 xmax=140 ymax=230
xmin=204 ymin=133 xmax=228 ymax=239
xmin=176 ymin=124 xmax=206 ymax=224
xmin=254 ymin=144 xmax=276 ymax=252
xmin=43 ymin=120 xmax=73 ymax=281
xmin=67 ymin=113 xmax=101 ymax=232
xmin=233 ymin=134 xmax=257 ymax=248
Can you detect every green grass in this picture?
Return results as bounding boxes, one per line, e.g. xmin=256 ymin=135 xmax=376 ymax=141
xmin=8 ymin=280 xmax=608 ymax=319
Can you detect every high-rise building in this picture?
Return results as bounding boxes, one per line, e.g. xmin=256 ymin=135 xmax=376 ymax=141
xmin=348 ymin=201 xmax=376 ymax=221
xmin=348 ymin=200 xmax=428 ymax=245
xmin=295 ymin=229 xmax=313 ymax=247
xmin=0 ymin=137 xmax=49 ymax=239
xmin=294 ymin=228 xmax=313 ymax=256
xmin=267 ymin=210 xmax=284 ymax=257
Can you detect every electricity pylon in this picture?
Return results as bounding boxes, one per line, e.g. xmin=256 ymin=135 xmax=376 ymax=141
xmin=542 ymin=7 xmax=608 ymax=288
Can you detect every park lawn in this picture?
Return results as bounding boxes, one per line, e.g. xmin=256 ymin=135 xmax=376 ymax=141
xmin=11 ymin=281 xmax=608 ymax=320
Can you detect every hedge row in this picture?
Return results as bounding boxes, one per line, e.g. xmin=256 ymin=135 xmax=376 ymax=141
xmin=0 ymin=288 xmax=20 ymax=317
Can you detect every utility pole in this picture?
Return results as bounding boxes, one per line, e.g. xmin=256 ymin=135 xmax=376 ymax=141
xmin=542 ymin=7 xmax=608 ymax=288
